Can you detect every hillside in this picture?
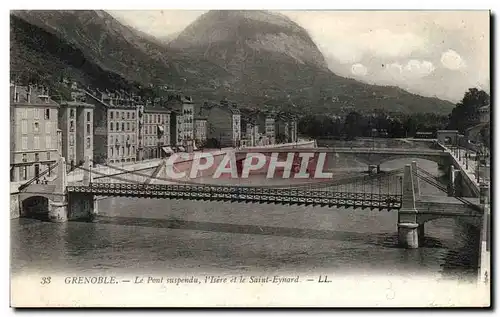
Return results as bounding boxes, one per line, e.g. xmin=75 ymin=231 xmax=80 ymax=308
xmin=10 ymin=10 xmax=455 ymax=114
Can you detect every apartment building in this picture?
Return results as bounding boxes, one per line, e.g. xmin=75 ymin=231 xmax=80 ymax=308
xmin=194 ymin=117 xmax=208 ymax=148
xmin=83 ymin=89 xmax=138 ymax=164
xmin=139 ymin=106 xmax=172 ymax=159
xmin=58 ymin=100 xmax=94 ymax=169
xmin=206 ymin=101 xmax=242 ymax=148
xmin=264 ymin=115 xmax=276 ymax=144
xmin=164 ymin=95 xmax=195 ymax=151
xmin=10 ymin=85 xmax=60 ymax=182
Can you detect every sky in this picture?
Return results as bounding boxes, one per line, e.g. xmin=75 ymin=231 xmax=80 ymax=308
xmin=109 ymin=10 xmax=490 ymax=102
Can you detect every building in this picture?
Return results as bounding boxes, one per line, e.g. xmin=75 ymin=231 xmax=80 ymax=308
xmin=479 ymin=105 xmax=490 ymax=123
xmin=465 ymin=105 xmax=491 ymax=146
xmin=240 ymin=116 xmax=258 ymax=147
xmin=139 ymin=106 xmax=171 ymax=159
xmin=205 ymin=101 xmax=242 ymax=148
xmin=289 ymin=118 xmax=298 ymax=143
xmin=164 ymin=95 xmax=195 ymax=151
xmin=58 ymin=100 xmax=94 ymax=169
xmin=194 ymin=117 xmax=208 ymax=148
xmin=275 ymin=116 xmax=290 ymax=144
xmin=264 ymin=115 xmax=276 ymax=144
xmin=83 ymin=89 xmax=138 ymax=164
xmin=10 ymin=85 xmax=60 ymax=182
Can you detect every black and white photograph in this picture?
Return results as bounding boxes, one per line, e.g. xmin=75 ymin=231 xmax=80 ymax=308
xmin=8 ymin=7 xmax=491 ymax=307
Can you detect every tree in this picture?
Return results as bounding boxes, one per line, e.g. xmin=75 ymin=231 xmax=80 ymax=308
xmin=343 ymin=111 xmax=363 ymax=140
xmin=448 ymin=88 xmax=490 ymax=133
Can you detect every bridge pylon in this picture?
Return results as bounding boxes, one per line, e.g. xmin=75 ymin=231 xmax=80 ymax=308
xmin=397 ymin=163 xmax=421 ymax=249
xmin=82 ymin=156 xmax=91 ymax=186
xmin=48 ymin=156 xmax=68 ymax=222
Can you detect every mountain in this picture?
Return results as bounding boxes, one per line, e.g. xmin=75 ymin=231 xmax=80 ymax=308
xmin=10 ymin=10 xmax=231 ymax=93
xmin=169 ymin=10 xmax=455 ymax=114
xmin=10 ymin=10 xmax=455 ymax=114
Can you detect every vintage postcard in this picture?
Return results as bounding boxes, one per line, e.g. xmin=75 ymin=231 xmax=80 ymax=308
xmin=9 ymin=9 xmax=491 ymax=307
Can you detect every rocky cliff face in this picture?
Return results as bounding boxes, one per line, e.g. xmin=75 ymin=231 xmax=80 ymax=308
xmin=170 ymin=10 xmax=328 ymax=70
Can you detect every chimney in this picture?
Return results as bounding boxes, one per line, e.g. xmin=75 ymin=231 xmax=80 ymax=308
xmin=27 ymin=86 xmax=32 ymax=103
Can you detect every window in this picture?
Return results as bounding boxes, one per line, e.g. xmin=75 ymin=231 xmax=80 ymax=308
xmin=87 ymin=111 xmax=91 ymax=122
xmin=21 ymin=136 xmax=28 ymax=150
xmin=34 ymin=108 xmax=40 ymax=120
xmin=46 ymin=122 xmax=51 ymax=133
xmin=33 ymin=122 xmax=39 ymax=133
xmin=86 ymin=137 xmax=91 ymax=149
xmin=87 ymin=123 xmax=91 ymax=134
xmin=116 ymin=122 xmax=119 ymax=131
xmin=132 ymin=122 xmax=135 ymax=131
xmin=69 ymin=134 xmax=74 ymax=146
xmin=22 ymin=154 xmax=27 ymax=162
xmin=122 ymin=123 xmax=125 ymax=131
xmin=45 ymin=135 xmax=51 ymax=149
xmin=70 ymin=121 xmax=75 ymax=132
xmin=111 ymin=147 xmax=114 ymax=157
xmin=21 ymin=120 xmax=27 ymax=134
xmin=45 ymin=109 xmax=50 ymax=120
xmin=132 ymin=146 xmax=135 ymax=154
xmin=35 ymin=153 xmax=39 ymax=162
xmin=47 ymin=151 xmax=50 ymax=161
xmin=33 ymin=136 xmax=40 ymax=149
xmin=127 ymin=122 xmax=130 ymax=131
xmin=110 ymin=122 xmax=114 ymax=131
xmin=122 ymin=112 xmax=125 ymax=119
xmin=132 ymin=112 xmax=135 ymax=119
xmin=110 ymin=111 xmax=114 ymax=119
xmin=20 ymin=166 xmax=27 ymax=181
xmin=127 ymin=112 xmax=130 ymax=119
xmin=70 ymin=109 xmax=75 ymax=119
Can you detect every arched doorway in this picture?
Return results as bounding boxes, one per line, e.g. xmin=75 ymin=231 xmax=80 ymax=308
xmin=21 ymin=196 xmax=49 ymax=220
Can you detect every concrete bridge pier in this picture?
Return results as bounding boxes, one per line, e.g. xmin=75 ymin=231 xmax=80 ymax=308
xmin=397 ymin=164 xmax=420 ymax=249
xmin=48 ymin=156 xmax=69 ymax=222
xmin=68 ymin=192 xmax=98 ymax=221
xmin=48 ymin=200 xmax=68 ymax=222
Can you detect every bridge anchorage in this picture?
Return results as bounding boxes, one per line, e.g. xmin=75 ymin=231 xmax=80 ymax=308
xmin=17 ymin=156 xmax=485 ymax=249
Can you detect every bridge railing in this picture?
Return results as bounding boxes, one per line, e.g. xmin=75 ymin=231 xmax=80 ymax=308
xmin=18 ymin=161 xmax=59 ymax=191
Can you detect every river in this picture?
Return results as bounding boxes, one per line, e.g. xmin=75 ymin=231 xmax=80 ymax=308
xmin=11 ymin=156 xmax=479 ymax=282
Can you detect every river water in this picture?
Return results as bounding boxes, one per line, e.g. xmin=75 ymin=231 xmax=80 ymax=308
xmin=11 ymin=156 xmax=479 ymax=282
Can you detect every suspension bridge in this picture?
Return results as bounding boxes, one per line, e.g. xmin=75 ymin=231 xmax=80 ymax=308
xmin=13 ymin=146 xmax=485 ymax=249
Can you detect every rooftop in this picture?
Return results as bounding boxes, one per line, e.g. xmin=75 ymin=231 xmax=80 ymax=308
xmin=11 ymin=85 xmax=59 ymax=107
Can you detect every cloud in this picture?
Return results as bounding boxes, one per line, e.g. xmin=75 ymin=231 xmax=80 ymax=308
xmin=440 ymin=50 xmax=466 ymax=70
xmin=351 ymin=63 xmax=368 ymax=76
xmin=383 ymin=60 xmax=435 ymax=80
xmin=404 ymin=60 xmax=435 ymax=77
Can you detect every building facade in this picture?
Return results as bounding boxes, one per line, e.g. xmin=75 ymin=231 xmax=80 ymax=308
xmin=194 ymin=117 xmax=208 ymax=148
xmin=164 ymin=95 xmax=195 ymax=151
xmin=139 ymin=107 xmax=171 ymax=159
xmin=206 ymin=101 xmax=242 ymax=148
xmin=264 ymin=115 xmax=276 ymax=144
xmin=58 ymin=101 xmax=94 ymax=169
xmin=10 ymin=85 xmax=60 ymax=182
xmin=83 ymin=89 xmax=138 ymax=164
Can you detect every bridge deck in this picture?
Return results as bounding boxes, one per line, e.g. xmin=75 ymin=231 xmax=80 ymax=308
xmin=67 ymin=183 xmax=402 ymax=210
xmin=239 ymin=147 xmax=448 ymax=155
